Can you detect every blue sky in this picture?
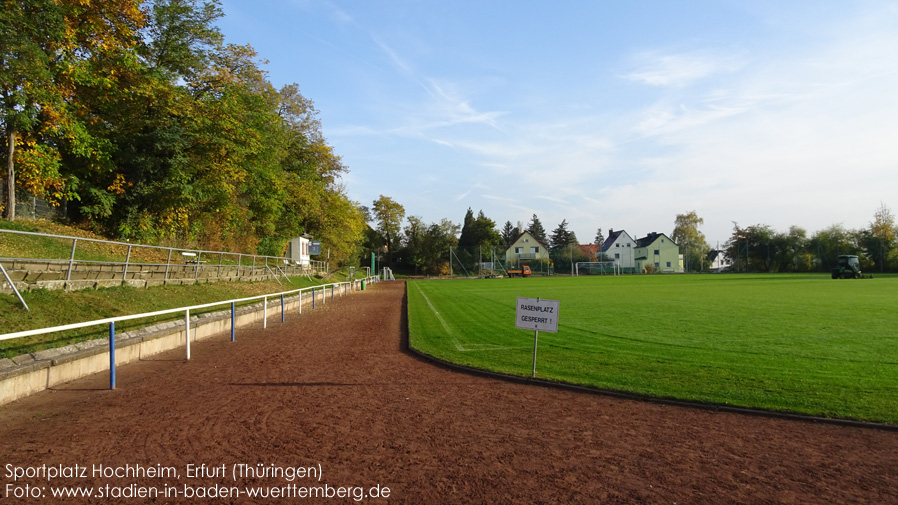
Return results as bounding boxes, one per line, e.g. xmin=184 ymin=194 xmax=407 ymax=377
xmin=218 ymin=1 xmax=898 ymax=247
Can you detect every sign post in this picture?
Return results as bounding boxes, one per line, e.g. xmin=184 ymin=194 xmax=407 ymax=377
xmin=515 ymin=297 xmax=560 ymax=377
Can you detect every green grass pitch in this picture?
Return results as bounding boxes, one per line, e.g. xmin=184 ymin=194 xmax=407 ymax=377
xmin=407 ymin=274 xmax=898 ymax=424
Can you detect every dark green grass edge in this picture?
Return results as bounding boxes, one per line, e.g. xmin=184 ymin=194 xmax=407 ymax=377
xmin=401 ymin=284 xmax=898 ymax=431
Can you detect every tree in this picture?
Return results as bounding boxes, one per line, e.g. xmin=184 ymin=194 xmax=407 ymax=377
xmin=671 ymin=211 xmax=710 ymax=272
xmin=809 ymin=224 xmax=862 ymax=273
xmin=500 ymin=220 xmax=518 ymax=250
xmin=1 ymin=0 xmax=144 ymax=220
xmin=594 ymin=228 xmax=605 ymax=245
xmin=550 ymin=219 xmax=577 ymax=251
xmin=549 ymin=219 xmax=579 ymax=273
xmin=458 ymin=208 xmax=500 ymax=249
xmin=527 ymin=213 xmax=546 ymax=243
xmin=865 ymin=202 xmax=895 ymax=273
xmin=372 ymin=195 xmax=405 ymax=265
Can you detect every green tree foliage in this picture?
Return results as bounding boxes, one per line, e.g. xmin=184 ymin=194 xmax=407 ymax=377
xmin=458 ymin=208 xmax=500 ymax=249
xmin=809 ymin=224 xmax=863 ymax=272
xmin=2 ymin=0 xmax=365 ymax=263
xmin=399 ymin=216 xmax=458 ymax=275
xmin=1 ymin=0 xmax=144 ymax=220
xmin=549 ymin=219 xmax=582 ymax=273
xmin=861 ymin=203 xmax=896 ymax=273
xmin=527 ymin=213 xmax=546 ymax=243
xmin=372 ymin=195 xmax=405 ymax=265
xmin=726 ymin=223 xmax=861 ymax=273
xmin=671 ymin=211 xmax=711 ymax=272
xmin=594 ymin=228 xmax=604 ymax=245
xmin=500 ymin=220 xmax=518 ymax=250
xmin=549 ymin=219 xmax=577 ymax=251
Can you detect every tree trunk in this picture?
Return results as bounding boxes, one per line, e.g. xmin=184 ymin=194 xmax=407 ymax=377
xmin=5 ymin=129 xmax=15 ymax=221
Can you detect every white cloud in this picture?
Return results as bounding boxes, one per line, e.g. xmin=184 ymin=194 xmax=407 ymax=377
xmin=622 ymin=50 xmax=745 ymax=87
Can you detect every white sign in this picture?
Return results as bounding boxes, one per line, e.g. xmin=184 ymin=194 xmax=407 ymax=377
xmin=515 ymin=297 xmax=560 ymax=333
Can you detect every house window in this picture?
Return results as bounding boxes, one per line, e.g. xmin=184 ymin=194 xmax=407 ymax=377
xmin=615 ymin=253 xmax=620 ymax=259
xmin=616 ymin=243 xmax=620 ymax=247
xmin=666 ymin=261 xmax=671 ymax=268
xmin=515 ymin=247 xmax=523 ymax=254
xmin=654 ymin=249 xmax=660 ymax=255
xmin=531 ymin=247 xmax=539 ymax=254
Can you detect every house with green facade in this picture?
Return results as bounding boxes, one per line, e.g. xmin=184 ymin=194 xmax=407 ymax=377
xmin=634 ymin=232 xmax=683 ymax=273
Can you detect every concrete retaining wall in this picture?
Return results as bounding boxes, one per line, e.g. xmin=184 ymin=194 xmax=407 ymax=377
xmin=0 ymin=259 xmax=315 ymax=295
xmin=0 ymin=287 xmax=342 ymax=406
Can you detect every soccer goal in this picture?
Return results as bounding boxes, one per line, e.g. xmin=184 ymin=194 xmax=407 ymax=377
xmin=575 ymin=261 xmax=620 ymax=276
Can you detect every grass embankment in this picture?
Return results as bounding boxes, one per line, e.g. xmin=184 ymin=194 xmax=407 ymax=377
xmin=408 ymin=274 xmax=898 ymax=424
xmin=1 ymin=219 xmax=351 ymax=359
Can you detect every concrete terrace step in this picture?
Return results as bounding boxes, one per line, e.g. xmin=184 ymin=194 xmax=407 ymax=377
xmin=1 ymin=258 xmax=309 ymax=294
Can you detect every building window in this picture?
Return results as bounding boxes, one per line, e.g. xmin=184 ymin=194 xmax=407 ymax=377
xmin=531 ymin=247 xmax=539 ymax=254
xmin=654 ymin=249 xmax=660 ymax=255
xmin=666 ymin=261 xmax=671 ymax=268
xmin=615 ymin=253 xmax=620 ymax=259
xmin=616 ymin=243 xmax=620 ymax=247
xmin=515 ymin=247 xmax=523 ymax=254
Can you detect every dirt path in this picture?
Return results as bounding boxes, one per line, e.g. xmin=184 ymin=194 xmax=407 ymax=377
xmin=0 ymin=281 xmax=896 ymax=504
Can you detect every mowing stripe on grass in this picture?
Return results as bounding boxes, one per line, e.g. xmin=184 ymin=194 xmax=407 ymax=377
xmin=408 ymin=274 xmax=898 ymax=424
xmin=412 ymin=282 xmax=513 ymax=352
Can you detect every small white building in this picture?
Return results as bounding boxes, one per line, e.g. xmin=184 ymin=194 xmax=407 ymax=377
xmin=600 ymin=229 xmax=637 ymax=272
xmin=285 ymin=234 xmax=313 ymax=266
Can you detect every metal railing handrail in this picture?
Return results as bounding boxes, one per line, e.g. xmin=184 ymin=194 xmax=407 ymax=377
xmin=0 ymin=228 xmax=328 ymax=269
xmin=0 ymin=275 xmax=378 ymax=342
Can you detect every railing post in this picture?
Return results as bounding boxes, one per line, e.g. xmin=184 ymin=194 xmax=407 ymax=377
xmin=109 ymin=321 xmax=116 ymax=389
xmin=231 ymin=302 xmax=235 ymax=341
xmin=281 ymin=294 xmax=285 ymax=323
xmin=218 ymin=252 xmax=223 ymax=278
xmin=123 ymin=244 xmax=132 ymax=283
xmin=185 ymin=309 xmax=191 ymax=360
xmin=66 ymin=239 xmax=77 ymax=282
xmin=263 ymin=296 xmax=267 ymax=329
xmin=164 ymin=248 xmax=172 ymax=283
xmin=298 ymin=290 xmax=302 ymax=314
xmin=312 ymin=288 xmax=315 ymax=309
xmin=237 ymin=253 xmax=242 ymax=279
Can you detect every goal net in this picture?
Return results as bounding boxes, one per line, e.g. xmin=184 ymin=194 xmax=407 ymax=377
xmin=575 ymin=261 xmax=619 ymax=276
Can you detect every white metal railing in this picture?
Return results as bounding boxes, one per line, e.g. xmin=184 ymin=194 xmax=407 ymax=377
xmin=0 ymin=275 xmax=380 ymax=389
xmin=0 ymin=228 xmax=329 ymax=284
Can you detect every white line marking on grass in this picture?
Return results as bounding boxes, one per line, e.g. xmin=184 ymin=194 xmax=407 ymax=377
xmin=413 ymin=283 xmax=511 ymax=352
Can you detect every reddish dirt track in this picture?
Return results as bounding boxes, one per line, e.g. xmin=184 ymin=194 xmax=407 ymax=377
xmin=1 ymin=280 xmax=897 ymax=504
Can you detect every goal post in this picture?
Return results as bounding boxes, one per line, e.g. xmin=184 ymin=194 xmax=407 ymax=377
xmin=575 ymin=261 xmax=620 ymax=276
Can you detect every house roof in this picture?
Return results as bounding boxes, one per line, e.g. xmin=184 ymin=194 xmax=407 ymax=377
xmin=507 ymin=230 xmax=549 ymax=251
xmin=600 ymin=229 xmax=628 ymax=252
xmin=634 ymin=232 xmax=678 ymax=248
xmin=577 ymin=244 xmax=601 ymax=257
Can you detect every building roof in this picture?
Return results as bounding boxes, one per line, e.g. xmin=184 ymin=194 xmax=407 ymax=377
xmin=577 ymin=244 xmax=601 ymax=257
xmin=600 ymin=229 xmax=629 ymax=252
xmin=507 ymin=230 xmax=549 ymax=251
xmin=634 ymin=232 xmax=678 ymax=248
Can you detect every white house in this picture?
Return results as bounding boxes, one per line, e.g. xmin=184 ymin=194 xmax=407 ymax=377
xmin=600 ymin=229 xmax=636 ymax=272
